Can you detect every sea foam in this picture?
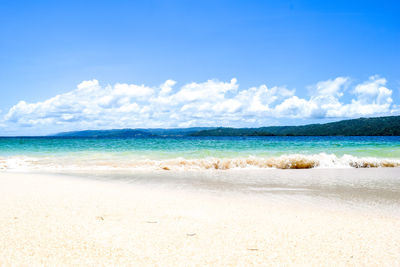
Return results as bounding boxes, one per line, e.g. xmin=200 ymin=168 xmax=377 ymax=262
xmin=0 ymin=153 xmax=399 ymax=171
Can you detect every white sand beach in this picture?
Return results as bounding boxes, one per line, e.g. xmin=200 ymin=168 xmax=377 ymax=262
xmin=1 ymin=171 xmax=400 ymax=266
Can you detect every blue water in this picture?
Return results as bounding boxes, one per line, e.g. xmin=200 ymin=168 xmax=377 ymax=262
xmin=0 ymin=136 xmax=399 ymax=170
xmin=0 ymin=136 xmax=399 ymax=158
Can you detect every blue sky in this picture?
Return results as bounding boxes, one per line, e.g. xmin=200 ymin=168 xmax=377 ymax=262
xmin=0 ymin=0 xmax=399 ymax=135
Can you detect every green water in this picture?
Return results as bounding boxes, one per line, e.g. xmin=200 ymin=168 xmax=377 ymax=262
xmin=0 ymin=136 xmax=399 ymax=170
xmin=0 ymin=136 xmax=399 ymax=159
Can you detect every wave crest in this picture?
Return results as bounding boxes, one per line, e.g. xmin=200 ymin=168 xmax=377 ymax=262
xmin=1 ymin=153 xmax=399 ymax=171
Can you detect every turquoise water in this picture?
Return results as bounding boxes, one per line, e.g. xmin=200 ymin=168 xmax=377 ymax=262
xmin=0 ymin=136 xmax=400 ymax=170
xmin=1 ymin=136 xmax=400 ymax=158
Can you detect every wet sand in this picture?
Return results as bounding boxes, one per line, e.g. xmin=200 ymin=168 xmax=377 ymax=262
xmin=1 ymin=171 xmax=400 ymax=266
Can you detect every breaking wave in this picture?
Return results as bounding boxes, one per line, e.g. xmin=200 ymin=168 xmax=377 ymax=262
xmin=0 ymin=153 xmax=399 ymax=171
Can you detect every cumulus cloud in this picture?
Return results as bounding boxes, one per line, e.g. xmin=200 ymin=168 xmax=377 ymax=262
xmin=2 ymin=75 xmax=399 ymax=133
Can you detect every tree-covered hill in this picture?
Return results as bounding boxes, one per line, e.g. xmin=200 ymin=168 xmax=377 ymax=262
xmin=53 ymin=116 xmax=400 ymax=137
xmin=190 ymin=116 xmax=400 ymax=136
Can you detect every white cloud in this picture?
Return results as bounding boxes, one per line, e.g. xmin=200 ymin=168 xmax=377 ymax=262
xmin=275 ymin=96 xmax=315 ymax=117
xmin=213 ymin=99 xmax=242 ymax=113
xmin=236 ymin=85 xmax=295 ymax=113
xmin=2 ymin=75 xmax=399 ymax=134
xmin=313 ymin=77 xmax=349 ymax=97
xmin=172 ymin=78 xmax=238 ymax=103
xmin=328 ymin=76 xmax=393 ymax=117
xmin=353 ymin=76 xmax=392 ymax=105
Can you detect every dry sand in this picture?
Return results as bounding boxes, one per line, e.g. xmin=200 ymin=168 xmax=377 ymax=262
xmin=0 ymin=172 xmax=400 ymax=266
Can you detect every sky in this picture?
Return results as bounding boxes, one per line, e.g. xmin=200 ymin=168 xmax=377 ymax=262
xmin=0 ymin=0 xmax=399 ymax=135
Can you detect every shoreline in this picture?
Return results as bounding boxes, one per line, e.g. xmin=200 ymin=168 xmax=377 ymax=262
xmin=25 ymin=168 xmax=400 ymax=211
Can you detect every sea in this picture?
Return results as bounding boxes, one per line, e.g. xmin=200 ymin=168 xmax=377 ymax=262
xmin=0 ymin=136 xmax=399 ymax=171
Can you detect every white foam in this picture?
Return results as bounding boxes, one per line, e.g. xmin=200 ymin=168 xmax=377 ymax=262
xmin=0 ymin=153 xmax=399 ymax=171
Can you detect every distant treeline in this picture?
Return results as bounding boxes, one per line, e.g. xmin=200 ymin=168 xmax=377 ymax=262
xmin=190 ymin=116 xmax=400 ymax=136
xmin=54 ymin=116 xmax=400 ymax=137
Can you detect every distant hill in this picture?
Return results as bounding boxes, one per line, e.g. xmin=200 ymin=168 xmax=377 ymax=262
xmin=53 ymin=116 xmax=400 ymax=137
xmin=191 ymin=116 xmax=400 ymax=136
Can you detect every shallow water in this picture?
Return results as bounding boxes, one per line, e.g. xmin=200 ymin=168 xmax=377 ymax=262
xmin=0 ymin=136 xmax=399 ymax=170
xmin=50 ymin=168 xmax=399 ymax=218
xmin=66 ymin=168 xmax=399 ymax=199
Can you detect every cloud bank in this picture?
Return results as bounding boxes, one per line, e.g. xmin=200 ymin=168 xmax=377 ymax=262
xmin=2 ymin=75 xmax=399 ymax=134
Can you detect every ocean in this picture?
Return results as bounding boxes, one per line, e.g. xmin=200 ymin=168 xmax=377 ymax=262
xmin=1 ymin=136 xmax=399 ymax=171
